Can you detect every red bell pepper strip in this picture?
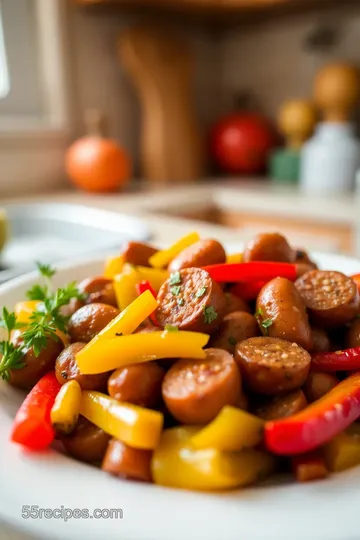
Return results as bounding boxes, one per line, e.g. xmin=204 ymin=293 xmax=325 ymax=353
xmin=136 ymin=280 xmax=159 ymax=326
xmin=265 ymin=373 xmax=360 ymax=455
xmin=202 ymin=262 xmax=297 ymax=283
xmin=312 ymin=346 xmax=360 ymax=372
xmin=230 ymin=280 xmax=266 ymax=301
xmin=11 ymin=372 xmax=61 ymax=450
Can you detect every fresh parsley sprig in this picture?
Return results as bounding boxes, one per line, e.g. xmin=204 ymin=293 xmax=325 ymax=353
xmin=255 ymin=307 xmax=273 ymax=336
xmin=0 ymin=307 xmax=26 ymax=381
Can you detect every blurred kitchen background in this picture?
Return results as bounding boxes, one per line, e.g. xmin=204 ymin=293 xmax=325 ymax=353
xmin=1 ymin=0 xmax=360 ymax=283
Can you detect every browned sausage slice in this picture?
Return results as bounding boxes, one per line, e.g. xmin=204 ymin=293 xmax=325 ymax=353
xmin=235 ymin=337 xmax=311 ymax=395
xmin=168 ymin=239 xmax=226 ymax=273
xmin=346 ymin=318 xmax=360 ymax=349
xmin=156 ymin=268 xmax=226 ymax=333
xmin=311 ymin=328 xmax=331 ymax=353
xmin=296 ymin=270 xmax=359 ymax=328
xmin=223 ymin=292 xmax=251 ymax=315
xmin=254 ymin=389 xmax=307 ymax=420
xmin=78 ymin=276 xmax=117 ymax=307
xmin=121 ymin=241 xmax=158 ymax=267
xmin=55 ymin=342 xmax=109 ymax=390
xmin=303 ymin=371 xmax=339 ymax=402
xmin=102 ymin=438 xmax=152 ymax=482
xmin=210 ymin=311 xmax=259 ymax=353
xmin=162 ymin=348 xmax=241 ymax=424
xmin=68 ymin=303 xmax=120 ymax=343
xmin=256 ymin=277 xmax=312 ymax=350
xmin=62 ymin=417 xmax=110 ymax=463
xmin=243 ymin=232 xmax=295 ymax=263
xmin=108 ymin=363 xmax=165 ymax=408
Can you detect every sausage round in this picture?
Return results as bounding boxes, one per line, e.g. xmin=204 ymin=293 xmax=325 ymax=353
xmin=62 ymin=417 xmax=110 ymax=463
xmin=295 ymin=249 xmax=318 ymax=268
xmin=243 ymin=232 xmax=296 ymax=263
xmin=346 ymin=319 xmax=360 ymax=349
xmin=55 ymin=342 xmax=109 ymax=390
xmin=78 ymin=276 xmax=117 ymax=307
xmin=102 ymin=438 xmax=152 ymax=482
xmin=121 ymin=241 xmax=158 ymax=267
xmin=210 ymin=311 xmax=259 ymax=353
xmin=256 ymin=277 xmax=312 ymax=350
xmin=108 ymin=363 xmax=165 ymax=408
xmin=235 ymin=337 xmax=311 ymax=395
xmin=168 ymin=238 xmax=226 ymax=273
xmin=68 ymin=303 xmax=119 ymax=343
xmin=9 ymin=332 xmax=64 ymax=390
xmin=156 ymin=268 xmax=226 ymax=333
xmin=223 ymin=292 xmax=251 ymax=316
xmin=296 ymin=270 xmax=359 ymax=328
xmin=303 ymin=371 xmax=339 ymax=402
xmin=162 ymin=348 xmax=241 ymax=424
xmin=254 ymin=390 xmax=307 ymax=420
xmin=311 ymin=328 xmax=331 ymax=353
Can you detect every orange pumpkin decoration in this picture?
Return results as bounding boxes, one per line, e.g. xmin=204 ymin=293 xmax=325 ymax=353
xmin=66 ymin=110 xmax=132 ymax=193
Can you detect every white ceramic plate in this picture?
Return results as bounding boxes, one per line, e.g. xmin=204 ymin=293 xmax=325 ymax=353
xmin=1 ymin=252 xmax=360 ymax=540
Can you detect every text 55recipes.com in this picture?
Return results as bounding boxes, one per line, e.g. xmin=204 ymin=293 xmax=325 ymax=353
xmin=21 ymin=506 xmax=123 ymax=522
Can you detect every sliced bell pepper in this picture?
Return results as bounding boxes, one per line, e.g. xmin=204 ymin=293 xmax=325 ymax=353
xmin=136 ymin=281 xmax=158 ymax=326
xmin=292 ymin=451 xmax=328 ymax=482
xmin=191 ymin=406 xmax=264 ymax=452
xmin=114 ymin=265 xmax=168 ymax=310
xmin=76 ymin=330 xmax=209 ymax=374
xmin=151 ymin=426 xmax=274 ymax=491
xmin=323 ymin=424 xmax=360 ymax=472
xmin=230 ymin=280 xmax=266 ymax=301
xmin=80 ymin=391 xmax=163 ymax=450
xmin=226 ymin=253 xmax=243 ymax=264
xmin=312 ymin=346 xmax=360 ymax=372
xmin=202 ymin=262 xmax=297 ymax=283
xmin=104 ymin=255 xmax=124 ymax=279
xmin=50 ymin=380 xmax=82 ymax=435
xmin=149 ymin=232 xmax=200 ymax=269
xmin=80 ymin=290 xmax=158 ymax=357
xmin=265 ymin=373 xmax=360 ymax=455
xmin=351 ymin=273 xmax=360 ymax=292
xmin=11 ymin=372 xmax=61 ymax=450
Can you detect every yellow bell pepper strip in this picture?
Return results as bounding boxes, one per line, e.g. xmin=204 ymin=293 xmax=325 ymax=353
xmin=191 ymin=406 xmax=264 ymax=452
xmin=323 ymin=424 xmax=360 ymax=473
xmin=50 ymin=380 xmax=82 ymax=435
xmin=151 ymin=426 xmax=275 ymax=491
xmin=80 ymin=290 xmax=158 ymax=356
xmin=149 ymin=232 xmax=200 ymax=269
xmin=292 ymin=451 xmax=328 ymax=482
xmin=80 ymin=391 xmax=163 ymax=450
xmin=104 ymin=255 xmax=124 ymax=279
xmin=265 ymin=373 xmax=360 ymax=455
xmin=226 ymin=253 xmax=243 ymax=264
xmin=76 ymin=330 xmax=209 ymax=374
xmin=135 ymin=266 xmax=169 ymax=291
xmin=14 ymin=300 xmax=41 ymax=323
xmin=114 ymin=266 xmax=168 ymax=310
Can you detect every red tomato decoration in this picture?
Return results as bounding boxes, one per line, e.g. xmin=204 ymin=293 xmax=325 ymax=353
xmin=210 ymin=113 xmax=277 ymax=174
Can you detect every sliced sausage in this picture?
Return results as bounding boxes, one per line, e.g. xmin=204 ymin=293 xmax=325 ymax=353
xmin=168 ymin=238 xmax=226 ymax=273
xmin=210 ymin=311 xmax=259 ymax=354
xmin=256 ymin=277 xmax=312 ymax=350
xmin=296 ymin=270 xmax=359 ymax=328
xmin=121 ymin=241 xmax=158 ymax=267
xmin=108 ymin=363 xmax=165 ymax=408
xmin=9 ymin=332 xmax=64 ymax=390
xmin=254 ymin=390 xmax=307 ymax=420
xmin=243 ymin=232 xmax=295 ymax=263
xmin=162 ymin=348 xmax=241 ymax=424
xmin=62 ymin=417 xmax=110 ymax=463
xmin=295 ymin=249 xmax=318 ymax=268
xmin=235 ymin=337 xmax=311 ymax=395
xmin=304 ymin=371 xmax=339 ymax=402
xmin=156 ymin=268 xmax=226 ymax=333
xmin=102 ymin=438 xmax=152 ymax=482
xmin=78 ymin=276 xmax=117 ymax=307
xmin=346 ymin=319 xmax=360 ymax=349
xmin=223 ymin=292 xmax=251 ymax=315
xmin=55 ymin=342 xmax=109 ymax=390
xmin=68 ymin=303 xmax=119 ymax=343
xmin=311 ymin=328 xmax=331 ymax=353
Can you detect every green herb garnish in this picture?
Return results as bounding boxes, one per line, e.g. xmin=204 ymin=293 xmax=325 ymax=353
xmin=177 ymin=298 xmax=185 ymax=306
xmin=164 ymin=324 xmax=179 ymax=332
xmin=169 ymin=272 xmax=181 ymax=286
xmin=255 ymin=308 xmax=273 ymax=336
xmin=196 ymin=286 xmax=207 ymax=298
xmin=170 ymin=285 xmax=181 ymax=296
xmin=203 ymin=305 xmax=218 ymax=325
xmin=228 ymin=336 xmax=237 ymax=346
xmin=0 ymin=307 xmax=26 ymax=381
